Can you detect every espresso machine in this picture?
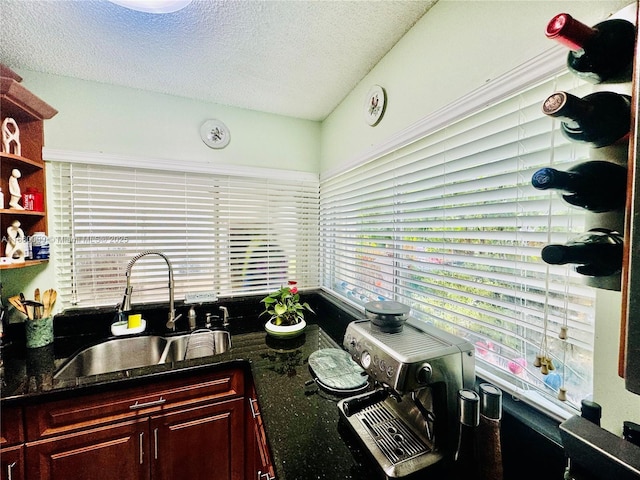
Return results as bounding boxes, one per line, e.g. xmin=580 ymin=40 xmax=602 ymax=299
xmin=337 ymin=301 xmax=475 ymax=478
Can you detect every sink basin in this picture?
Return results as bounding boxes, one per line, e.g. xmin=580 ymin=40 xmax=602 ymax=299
xmin=54 ymin=329 xmax=232 ymax=380
xmin=161 ymin=330 xmax=232 ymax=363
xmin=54 ymin=335 xmax=168 ymax=380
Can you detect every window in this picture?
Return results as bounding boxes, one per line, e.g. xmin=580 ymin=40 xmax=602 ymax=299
xmin=48 ymin=161 xmax=319 ymax=309
xmin=320 ymin=51 xmax=595 ymax=416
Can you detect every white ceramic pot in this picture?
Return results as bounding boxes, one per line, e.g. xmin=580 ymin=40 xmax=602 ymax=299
xmin=264 ymin=319 xmax=306 ymax=339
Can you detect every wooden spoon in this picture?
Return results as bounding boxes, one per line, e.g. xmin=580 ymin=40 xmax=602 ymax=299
xmin=50 ymin=289 xmax=58 ymax=313
xmin=8 ymin=295 xmax=27 ymax=315
xmin=42 ymin=289 xmax=51 ymax=317
xmin=34 ymin=288 xmax=42 ymax=318
xmin=43 ymin=289 xmax=57 ymax=318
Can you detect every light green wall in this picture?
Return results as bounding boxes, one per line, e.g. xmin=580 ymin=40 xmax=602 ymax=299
xmin=18 ymin=69 xmax=321 ymax=172
xmin=319 ymin=0 xmax=639 ymax=434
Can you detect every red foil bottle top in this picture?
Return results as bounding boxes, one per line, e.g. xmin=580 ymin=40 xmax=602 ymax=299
xmin=546 ymin=13 xmax=596 ymax=51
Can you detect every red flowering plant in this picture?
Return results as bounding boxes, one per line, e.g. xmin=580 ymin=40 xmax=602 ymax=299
xmin=260 ymin=281 xmax=314 ymax=326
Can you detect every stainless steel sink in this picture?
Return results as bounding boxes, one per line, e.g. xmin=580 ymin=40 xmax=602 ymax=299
xmin=54 ymin=329 xmax=232 ymax=380
xmin=161 ymin=330 xmax=232 ymax=363
xmin=54 ymin=335 xmax=168 ymax=380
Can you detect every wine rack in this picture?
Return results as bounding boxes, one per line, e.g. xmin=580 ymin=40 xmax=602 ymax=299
xmin=542 ymin=5 xmax=636 ymax=291
xmin=621 ymin=1 xmax=640 ymax=395
xmin=542 ymin=3 xmax=639 ymax=396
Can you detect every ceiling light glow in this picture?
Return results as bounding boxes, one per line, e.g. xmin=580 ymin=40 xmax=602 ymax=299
xmin=108 ymin=0 xmax=193 ymax=14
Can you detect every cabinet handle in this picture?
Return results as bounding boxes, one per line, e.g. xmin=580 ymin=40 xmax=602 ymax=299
xmin=129 ymin=396 xmax=166 ymax=410
xmin=154 ymin=427 xmax=159 ymax=460
xmin=7 ymin=461 xmax=17 ymax=480
xmin=139 ymin=432 xmax=144 ymax=465
xmin=249 ymin=397 xmax=260 ymax=418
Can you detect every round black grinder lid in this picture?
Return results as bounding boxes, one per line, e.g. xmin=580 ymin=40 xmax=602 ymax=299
xmin=364 ymin=300 xmax=410 ymax=317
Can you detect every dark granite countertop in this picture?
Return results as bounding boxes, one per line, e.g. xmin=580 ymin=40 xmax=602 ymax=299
xmin=0 ymin=294 xmax=400 ymax=480
xmin=0 ymin=292 xmax=566 ymax=480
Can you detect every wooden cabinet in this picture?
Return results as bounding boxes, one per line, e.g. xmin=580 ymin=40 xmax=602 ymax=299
xmin=22 ymin=368 xmax=245 ymax=480
xmin=25 ymin=419 xmax=149 ymax=480
xmin=0 ymin=64 xmax=57 ymax=270
xmin=151 ymin=398 xmax=244 ymax=480
xmin=1 ymin=406 xmax=24 ymax=480
xmin=1 ymin=444 xmax=24 ymax=480
xmin=0 ymin=406 xmax=23 ymax=447
xmin=246 ymin=384 xmax=275 ymax=480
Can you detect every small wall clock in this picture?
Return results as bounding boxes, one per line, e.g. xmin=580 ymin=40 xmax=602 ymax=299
xmin=364 ymin=85 xmax=386 ymax=126
xmin=200 ymin=119 xmax=230 ymax=149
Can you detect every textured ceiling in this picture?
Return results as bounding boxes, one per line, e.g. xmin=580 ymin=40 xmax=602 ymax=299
xmin=0 ymin=0 xmax=436 ymax=121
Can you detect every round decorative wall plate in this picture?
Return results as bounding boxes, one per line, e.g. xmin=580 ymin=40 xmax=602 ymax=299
xmin=364 ymin=85 xmax=386 ymax=126
xmin=200 ymin=119 xmax=230 ymax=149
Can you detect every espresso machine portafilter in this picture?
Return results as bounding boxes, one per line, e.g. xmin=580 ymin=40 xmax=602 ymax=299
xmin=337 ymin=302 xmax=475 ymax=478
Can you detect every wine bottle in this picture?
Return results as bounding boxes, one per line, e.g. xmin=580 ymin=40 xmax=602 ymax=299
xmin=531 ymin=160 xmax=627 ymax=212
xmin=541 ymin=228 xmax=623 ymax=276
xmin=477 ymin=383 xmax=503 ymax=480
xmin=546 ymin=13 xmax=636 ymax=84
xmin=542 ymin=91 xmax=631 ymax=148
xmin=453 ymin=389 xmax=480 ymax=477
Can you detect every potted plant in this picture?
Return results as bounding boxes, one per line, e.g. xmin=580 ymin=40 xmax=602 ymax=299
xmin=260 ymin=281 xmax=314 ymax=338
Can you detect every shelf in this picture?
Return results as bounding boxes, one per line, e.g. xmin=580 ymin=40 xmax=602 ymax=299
xmin=1 ymin=63 xmax=55 ymax=272
xmin=0 ymin=259 xmax=48 ymax=270
xmin=0 ymin=209 xmax=45 ymax=216
xmin=0 ymin=151 xmax=44 ymax=168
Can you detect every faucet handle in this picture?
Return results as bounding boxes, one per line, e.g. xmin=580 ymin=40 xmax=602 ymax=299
xmin=166 ymin=312 xmax=183 ymax=331
xmin=220 ymin=306 xmax=229 ymax=327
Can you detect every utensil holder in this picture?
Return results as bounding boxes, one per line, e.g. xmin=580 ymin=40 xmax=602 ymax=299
xmin=25 ymin=316 xmax=54 ymax=348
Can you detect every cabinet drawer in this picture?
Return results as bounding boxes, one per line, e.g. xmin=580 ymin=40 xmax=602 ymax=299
xmin=0 ymin=406 xmax=24 ymax=447
xmin=26 ymin=368 xmax=243 ymax=441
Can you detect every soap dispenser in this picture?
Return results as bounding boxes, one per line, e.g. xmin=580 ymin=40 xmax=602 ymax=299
xmin=188 ymin=305 xmax=197 ymax=331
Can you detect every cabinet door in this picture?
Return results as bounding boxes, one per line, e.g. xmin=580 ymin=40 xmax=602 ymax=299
xmin=151 ymin=397 xmax=244 ymax=480
xmin=25 ymin=418 xmax=149 ymax=480
xmin=249 ymin=396 xmax=275 ymax=480
xmin=1 ymin=444 xmax=24 ymax=480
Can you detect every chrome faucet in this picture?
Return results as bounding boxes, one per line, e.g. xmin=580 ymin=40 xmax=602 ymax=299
xmin=119 ymin=251 xmax=182 ymax=331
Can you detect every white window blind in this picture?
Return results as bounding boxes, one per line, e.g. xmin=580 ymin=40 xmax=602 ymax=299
xmin=320 ymin=68 xmax=596 ymax=413
xmin=49 ymin=163 xmax=319 ymax=309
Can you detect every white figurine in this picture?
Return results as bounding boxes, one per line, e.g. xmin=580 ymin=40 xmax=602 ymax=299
xmin=5 ymin=220 xmax=25 ymax=262
xmin=1 ymin=117 xmax=21 ymax=156
xmin=8 ymin=168 xmax=23 ymax=210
